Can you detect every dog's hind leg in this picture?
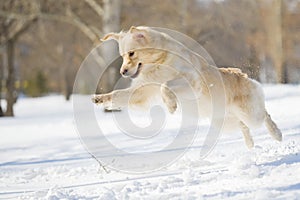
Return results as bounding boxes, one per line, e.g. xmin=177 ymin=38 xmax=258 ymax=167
xmin=240 ymin=121 xmax=254 ymax=149
xmin=264 ymin=111 xmax=282 ymax=141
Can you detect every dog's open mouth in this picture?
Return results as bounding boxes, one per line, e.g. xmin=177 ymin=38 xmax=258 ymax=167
xmin=131 ymin=63 xmax=142 ymax=79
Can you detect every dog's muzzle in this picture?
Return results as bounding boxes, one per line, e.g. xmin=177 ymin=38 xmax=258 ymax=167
xmin=130 ymin=63 xmax=142 ymax=79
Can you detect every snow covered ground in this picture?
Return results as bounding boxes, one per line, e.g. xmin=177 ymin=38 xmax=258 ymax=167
xmin=0 ymin=84 xmax=300 ymax=200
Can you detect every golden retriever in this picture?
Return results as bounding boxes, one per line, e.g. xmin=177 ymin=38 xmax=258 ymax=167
xmin=92 ymin=26 xmax=282 ymax=148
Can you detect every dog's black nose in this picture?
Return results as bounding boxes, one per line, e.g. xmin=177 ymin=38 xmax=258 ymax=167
xmin=122 ymin=69 xmax=128 ymax=75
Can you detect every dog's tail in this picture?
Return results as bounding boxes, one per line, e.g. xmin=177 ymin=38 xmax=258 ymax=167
xmin=264 ymin=111 xmax=282 ymax=141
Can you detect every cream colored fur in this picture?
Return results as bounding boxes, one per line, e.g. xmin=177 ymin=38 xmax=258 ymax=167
xmin=92 ymin=26 xmax=282 ymax=148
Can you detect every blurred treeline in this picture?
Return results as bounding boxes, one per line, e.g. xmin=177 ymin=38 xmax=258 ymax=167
xmin=0 ymin=0 xmax=299 ymax=116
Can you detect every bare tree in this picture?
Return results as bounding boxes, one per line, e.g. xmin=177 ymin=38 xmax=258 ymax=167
xmin=99 ymin=0 xmax=121 ymax=93
xmin=0 ymin=0 xmax=120 ymax=106
xmin=0 ymin=51 xmax=3 ymax=116
xmin=267 ymin=0 xmax=284 ymax=83
xmin=179 ymin=0 xmax=188 ymax=33
xmin=252 ymin=0 xmax=284 ymax=83
xmin=0 ymin=1 xmax=38 ymax=116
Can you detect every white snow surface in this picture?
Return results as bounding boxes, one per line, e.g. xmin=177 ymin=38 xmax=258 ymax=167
xmin=1 ymin=84 xmax=300 ymax=200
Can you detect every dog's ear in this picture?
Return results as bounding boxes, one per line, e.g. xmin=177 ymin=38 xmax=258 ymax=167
xmin=129 ymin=26 xmax=148 ymax=44
xmin=101 ymin=32 xmax=120 ymax=42
xmin=129 ymin=26 xmax=139 ymax=33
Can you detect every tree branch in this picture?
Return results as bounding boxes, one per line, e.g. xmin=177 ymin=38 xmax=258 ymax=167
xmin=0 ymin=10 xmax=102 ymax=44
xmin=66 ymin=7 xmax=99 ymax=43
xmin=11 ymin=17 xmax=38 ymax=40
xmin=84 ymin=0 xmax=104 ymax=17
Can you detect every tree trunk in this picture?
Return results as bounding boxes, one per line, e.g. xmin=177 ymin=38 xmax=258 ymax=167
xmin=272 ymin=0 xmax=284 ymax=83
xmin=5 ymin=39 xmax=16 ymax=117
xmin=262 ymin=0 xmax=284 ymax=83
xmin=248 ymin=46 xmax=260 ymax=81
xmin=179 ymin=0 xmax=187 ymax=33
xmin=0 ymin=53 xmax=3 ymax=117
xmin=65 ymin=66 xmax=73 ymax=101
xmin=100 ymin=0 xmax=121 ymax=93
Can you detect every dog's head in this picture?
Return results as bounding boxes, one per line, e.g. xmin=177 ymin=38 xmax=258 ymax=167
xmin=101 ymin=26 xmax=168 ymax=78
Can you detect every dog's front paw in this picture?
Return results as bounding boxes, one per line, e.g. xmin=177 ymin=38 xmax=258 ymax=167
xmin=92 ymin=94 xmax=112 ymax=105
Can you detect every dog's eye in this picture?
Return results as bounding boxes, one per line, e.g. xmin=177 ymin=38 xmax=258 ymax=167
xmin=129 ymin=51 xmax=134 ymax=57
